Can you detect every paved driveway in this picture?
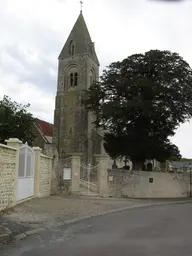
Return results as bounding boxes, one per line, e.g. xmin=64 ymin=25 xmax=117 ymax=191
xmin=1 ymin=202 xmax=192 ymax=255
xmin=0 ymin=196 xmax=144 ymax=236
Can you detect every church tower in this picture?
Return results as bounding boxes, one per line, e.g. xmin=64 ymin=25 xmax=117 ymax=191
xmin=53 ymin=10 xmax=102 ymax=181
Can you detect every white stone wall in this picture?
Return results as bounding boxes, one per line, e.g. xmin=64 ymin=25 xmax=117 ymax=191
xmin=0 ymin=144 xmax=17 ymax=211
xmin=39 ymin=154 xmax=52 ymax=197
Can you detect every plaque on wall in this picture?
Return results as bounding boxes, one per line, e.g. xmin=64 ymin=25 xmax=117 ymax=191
xmin=63 ymin=168 xmax=72 ymax=180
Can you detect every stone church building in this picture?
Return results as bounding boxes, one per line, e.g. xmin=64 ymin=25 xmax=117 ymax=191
xmin=52 ymin=11 xmax=107 ymax=191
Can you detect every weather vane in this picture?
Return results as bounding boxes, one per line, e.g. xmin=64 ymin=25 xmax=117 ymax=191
xmin=80 ymin=0 xmax=83 ymax=12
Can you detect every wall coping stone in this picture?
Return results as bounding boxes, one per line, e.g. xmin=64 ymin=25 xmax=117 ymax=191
xmin=33 ymin=147 xmax=42 ymax=151
xmin=40 ymin=153 xmax=53 ymax=159
xmin=95 ymin=154 xmax=109 ymax=159
xmin=5 ymin=138 xmax=22 ymax=144
xmin=0 ymin=143 xmax=17 ymax=151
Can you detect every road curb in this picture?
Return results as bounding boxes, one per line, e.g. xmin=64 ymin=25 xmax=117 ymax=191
xmin=0 ymin=226 xmax=13 ymax=244
xmin=13 ymin=199 xmax=192 ymax=241
xmin=15 ymin=233 xmax=27 ymax=241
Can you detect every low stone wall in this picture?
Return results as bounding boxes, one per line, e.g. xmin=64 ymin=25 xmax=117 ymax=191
xmin=39 ymin=154 xmax=52 ymax=197
xmin=0 ymin=144 xmax=17 ymax=211
xmin=108 ymin=169 xmax=190 ymax=198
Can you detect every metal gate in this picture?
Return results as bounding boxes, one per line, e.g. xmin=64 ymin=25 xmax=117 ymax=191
xmin=17 ymin=143 xmax=35 ymax=201
xmin=80 ymin=163 xmax=99 ymax=195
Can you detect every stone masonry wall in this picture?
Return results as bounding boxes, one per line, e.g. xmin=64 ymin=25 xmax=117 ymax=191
xmin=0 ymin=144 xmax=17 ymax=211
xmin=39 ymin=154 xmax=53 ymax=197
xmin=108 ymin=169 xmax=190 ymax=198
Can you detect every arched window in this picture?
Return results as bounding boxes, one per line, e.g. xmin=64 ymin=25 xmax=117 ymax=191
xmin=69 ymin=40 xmax=75 ymax=56
xmin=71 ymin=45 xmax=75 ymax=55
xmin=74 ymin=73 xmax=78 ymax=86
xmin=89 ymin=68 xmax=95 ymax=87
xmin=70 ymin=73 xmax=74 ymax=87
xmin=69 ymin=72 xmax=78 ymax=87
xmin=66 ymin=65 xmax=79 ymax=89
xmin=90 ymin=75 xmax=93 ymax=86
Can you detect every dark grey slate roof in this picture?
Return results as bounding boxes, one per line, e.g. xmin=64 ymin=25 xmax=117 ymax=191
xmin=59 ymin=12 xmax=99 ymax=65
xmin=172 ymin=161 xmax=192 ymax=169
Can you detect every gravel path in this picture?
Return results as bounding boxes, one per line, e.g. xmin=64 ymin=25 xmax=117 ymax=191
xmin=0 ymin=196 xmax=143 ymax=235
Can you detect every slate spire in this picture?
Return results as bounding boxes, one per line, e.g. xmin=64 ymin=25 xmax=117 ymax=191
xmin=59 ymin=12 xmax=99 ymax=65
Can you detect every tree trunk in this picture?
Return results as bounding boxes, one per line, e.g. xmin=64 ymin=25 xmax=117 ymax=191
xmin=132 ymin=161 xmax=144 ymax=171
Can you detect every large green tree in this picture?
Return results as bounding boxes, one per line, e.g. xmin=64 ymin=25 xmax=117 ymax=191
xmin=82 ymin=50 xmax=192 ymax=168
xmin=0 ymin=95 xmax=35 ymax=145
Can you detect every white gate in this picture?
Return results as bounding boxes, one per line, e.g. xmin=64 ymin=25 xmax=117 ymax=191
xmin=17 ymin=143 xmax=35 ymax=201
xmin=80 ymin=163 xmax=99 ymax=195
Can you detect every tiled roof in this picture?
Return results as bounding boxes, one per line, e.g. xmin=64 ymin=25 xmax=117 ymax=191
xmin=35 ymin=119 xmax=53 ymax=142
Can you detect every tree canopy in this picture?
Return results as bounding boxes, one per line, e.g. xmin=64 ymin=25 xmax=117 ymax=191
xmin=82 ymin=50 xmax=192 ymax=166
xmin=0 ymin=95 xmax=35 ymax=145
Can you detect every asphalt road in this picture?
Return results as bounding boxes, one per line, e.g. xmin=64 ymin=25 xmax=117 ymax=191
xmin=1 ymin=202 xmax=192 ymax=256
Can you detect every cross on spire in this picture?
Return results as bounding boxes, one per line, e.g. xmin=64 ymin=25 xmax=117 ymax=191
xmin=80 ymin=0 xmax=83 ymax=13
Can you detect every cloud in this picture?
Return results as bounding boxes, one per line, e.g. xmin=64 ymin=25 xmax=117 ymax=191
xmin=0 ymin=0 xmax=192 ymax=156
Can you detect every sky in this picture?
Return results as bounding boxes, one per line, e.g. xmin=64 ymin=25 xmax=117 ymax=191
xmin=0 ymin=0 xmax=192 ymax=157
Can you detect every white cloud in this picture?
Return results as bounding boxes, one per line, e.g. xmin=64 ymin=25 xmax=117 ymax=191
xmin=0 ymin=72 xmax=55 ymax=122
xmin=0 ymin=0 xmax=192 ymax=156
